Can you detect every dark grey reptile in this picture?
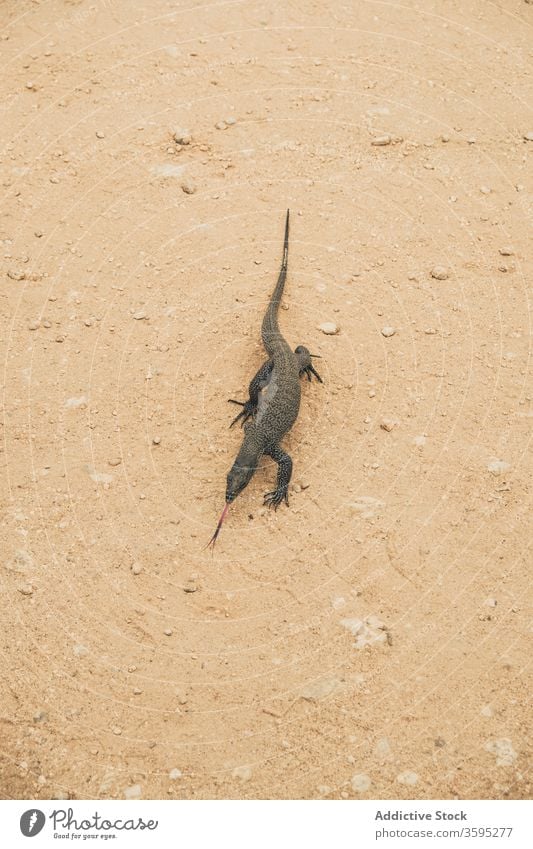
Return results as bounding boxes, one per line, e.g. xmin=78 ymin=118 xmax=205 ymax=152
xmin=207 ymin=210 xmax=322 ymax=547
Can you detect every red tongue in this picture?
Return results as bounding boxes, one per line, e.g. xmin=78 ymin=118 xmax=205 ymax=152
xmin=205 ymin=502 xmax=230 ymax=549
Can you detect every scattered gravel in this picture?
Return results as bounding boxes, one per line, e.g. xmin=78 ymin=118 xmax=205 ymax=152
xmin=430 ymin=265 xmax=449 ymax=280
xmin=319 ymin=321 xmax=339 ymax=335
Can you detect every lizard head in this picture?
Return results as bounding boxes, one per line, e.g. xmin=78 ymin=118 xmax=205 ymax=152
xmin=225 ymin=460 xmax=256 ymax=503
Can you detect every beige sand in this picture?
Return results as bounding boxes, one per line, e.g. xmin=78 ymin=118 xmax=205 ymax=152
xmin=0 ymin=0 xmax=531 ymax=800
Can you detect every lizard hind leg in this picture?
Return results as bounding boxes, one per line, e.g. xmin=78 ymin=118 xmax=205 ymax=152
xmin=227 ymin=359 xmax=274 ymax=428
xmin=263 ymin=444 xmax=293 ymax=509
xmin=295 ymin=345 xmax=323 ymax=383
xmin=227 ymin=399 xmax=254 ymax=428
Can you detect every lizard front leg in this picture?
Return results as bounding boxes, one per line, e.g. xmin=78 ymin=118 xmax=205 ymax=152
xmin=263 ymin=444 xmax=293 ymax=509
xmin=228 ymin=359 xmax=274 ymax=427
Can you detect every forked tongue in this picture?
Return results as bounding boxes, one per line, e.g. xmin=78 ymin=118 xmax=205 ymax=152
xmin=205 ymin=502 xmax=230 ymax=549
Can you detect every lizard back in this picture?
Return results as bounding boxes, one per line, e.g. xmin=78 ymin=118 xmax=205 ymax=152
xmin=253 ymin=209 xmax=301 ymax=446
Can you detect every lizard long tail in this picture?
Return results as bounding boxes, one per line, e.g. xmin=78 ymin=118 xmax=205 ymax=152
xmin=261 ymin=209 xmax=290 ymax=357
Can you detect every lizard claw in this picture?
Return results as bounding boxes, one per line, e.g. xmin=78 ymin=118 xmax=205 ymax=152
xmin=263 ymin=488 xmax=289 ymax=509
xmin=228 ymin=399 xmax=255 ymax=428
xmin=302 ymin=364 xmax=323 ymax=383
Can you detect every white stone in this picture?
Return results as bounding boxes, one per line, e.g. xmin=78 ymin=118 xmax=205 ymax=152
xmin=351 ymin=773 xmax=371 ymax=792
xmin=397 ymin=770 xmax=419 ymax=785
xmin=485 ymin=738 xmax=517 ymax=766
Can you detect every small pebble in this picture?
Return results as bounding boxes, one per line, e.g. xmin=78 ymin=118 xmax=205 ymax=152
xmin=169 ymin=768 xmax=182 ymax=780
xmin=430 ymin=265 xmax=449 ymax=280
xmin=181 ymin=180 xmax=196 ymax=195
xmin=152 ymin=435 xmax=161 ymax=445
xmin=7 ymin=269 xmax=26 ymax=281
xmin=33 ymin=710 xmax=47 ymax=723
xmin=397 ymin=770 xmax=419 ymax=786
xmin=381 ymin=326 xmax=395 ymax=337
xmin=351 ymin=773 xmax=371 ymax=793
xmin=371 ymin=134 xmax=391 ymax=146
xmin=95 ymin=131 xmax=105 ymax=139
xmin=164 ymin=628 xmax=173 ymax=636
xmin=73 ymin=644 xmax=89 ymax=657
xmin=499 ymin=247 xmax=514 ymax=256
xmin=523 ymin=132 xmax=533 ymax=142
xmin=124 ymin=784 xmax=142 ymax=799
xmin=380 ymin=418 xmax=397 ymax=432
xmin=215 ymin=121 xmax=227 ymax=130
xmin=173 ymin=132 xmax=191 ymax=145
xmin=225 ymin=117 xmax=237 ymax=126
xmin=232 ymin=765 xmax=252 ymax=781
xmin=18 ymin=583 xmax=34 ymax=596
xmin=28 ymin=321 xmax=40 ymax=331
xmin=108 ymin=458 xmax=122 ymax=466
xmin=113 ymin=726 xmax=122 ymax=735
xmin=131 ymin=563 xmax=142 ymax=575
xmin=319 ymin=321 xmax=339 ymax=335
xmin=487 ymin=458 xmax=510 ymax=476
xmin=480 ymin=185 xmax=491 ymax=194
xmin=25 ymin=81 xmax=35 ymax=90
xmin=83 ymin=318 xmax=93 ymax=327
xmin=485 ymin=738 xmax=517 ymax=767
xmin=133 ymin=310 xmax=147 ymax=320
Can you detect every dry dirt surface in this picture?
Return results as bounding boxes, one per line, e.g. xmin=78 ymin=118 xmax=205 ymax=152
xmin=0 ymin=0 xmax=531 ymax=801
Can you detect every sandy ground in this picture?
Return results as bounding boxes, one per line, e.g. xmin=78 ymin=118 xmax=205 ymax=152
xmin=0 ymin=0 xmax=531 ymax=801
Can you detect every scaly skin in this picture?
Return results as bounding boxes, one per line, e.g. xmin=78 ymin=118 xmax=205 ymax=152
xmin=224 ymin=210 xmax=322 ymax=509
